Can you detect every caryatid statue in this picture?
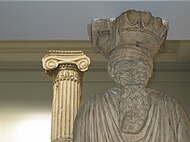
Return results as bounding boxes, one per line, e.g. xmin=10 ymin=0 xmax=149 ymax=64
xmin=73 ymin=10 xmax=190 ymax=142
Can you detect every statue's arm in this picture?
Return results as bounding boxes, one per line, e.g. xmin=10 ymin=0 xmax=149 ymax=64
xmin=177 ymin=105 xmax=190 ymax=142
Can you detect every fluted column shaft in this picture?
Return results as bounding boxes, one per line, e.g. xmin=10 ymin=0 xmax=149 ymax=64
xmin=42 ymin=50 xmax=90 ymax=142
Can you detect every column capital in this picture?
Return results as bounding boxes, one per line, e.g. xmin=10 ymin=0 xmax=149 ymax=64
xmin=89 ymin=10 xmax=168 ymax=59
xmin=42 ymin=50 xmax=90 ymax=73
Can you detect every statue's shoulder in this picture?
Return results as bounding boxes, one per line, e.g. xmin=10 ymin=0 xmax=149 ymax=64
xmin=80 ymin=87 xmax=121 ymax=110
xmin=90 ymin=86 xmax=122 ymax=98
xmin=146 ymin=88 xmax=178 ymax=105
xmin=146 ymin=88 xmax=190 ymax=126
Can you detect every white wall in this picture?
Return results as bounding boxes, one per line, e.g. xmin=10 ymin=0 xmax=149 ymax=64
xmin=0 ymin=81 xmax=52 ymax=142
xmin=0 ymin=106 xmax=51 ymax=142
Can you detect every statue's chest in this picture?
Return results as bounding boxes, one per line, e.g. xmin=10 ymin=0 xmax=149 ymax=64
xmin=119 ymin=94 xmax=150 ymax=134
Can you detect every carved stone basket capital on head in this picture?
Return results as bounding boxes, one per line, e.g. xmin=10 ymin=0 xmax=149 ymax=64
xmin=88 ymin=10 xmax=169 ymax=59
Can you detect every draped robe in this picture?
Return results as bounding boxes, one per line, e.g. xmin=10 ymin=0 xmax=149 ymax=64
xmin=73 ymin=87 xmax=190 ymax=142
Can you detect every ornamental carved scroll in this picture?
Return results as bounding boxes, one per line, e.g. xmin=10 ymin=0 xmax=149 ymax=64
xmin=42 ymin=50 xmax=90 ymax=73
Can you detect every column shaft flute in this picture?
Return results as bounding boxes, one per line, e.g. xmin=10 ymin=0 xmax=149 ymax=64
xmin=42 ymin=50 xmax=90 ymax=142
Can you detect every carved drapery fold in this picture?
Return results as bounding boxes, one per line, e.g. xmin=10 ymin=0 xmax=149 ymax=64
xmin=42 ymin=50 xmax=90 ymax=142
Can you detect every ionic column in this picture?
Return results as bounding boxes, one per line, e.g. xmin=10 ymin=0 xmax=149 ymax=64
xmin=42 ymin=50 xmax=90 ymax=142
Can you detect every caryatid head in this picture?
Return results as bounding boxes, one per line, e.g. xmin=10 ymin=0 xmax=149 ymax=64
xmin=88 ymin=10 xmax=168 ymax=86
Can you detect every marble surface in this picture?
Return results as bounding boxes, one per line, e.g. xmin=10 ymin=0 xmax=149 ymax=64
xmin=73 ymin=10 xmax=190 ymax=142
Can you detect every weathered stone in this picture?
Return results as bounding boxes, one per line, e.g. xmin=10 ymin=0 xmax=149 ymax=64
xmin=74 ymin=10 xmax=190 ymax=142
xmin=42 ymin=50 xmax=90 ymax=142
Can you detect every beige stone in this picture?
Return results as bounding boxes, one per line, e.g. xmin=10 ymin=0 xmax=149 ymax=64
xmin=42 ymin=50 xmax=90 ymax=142
xmin=74 ymin=10 xmax=190 ymax=142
